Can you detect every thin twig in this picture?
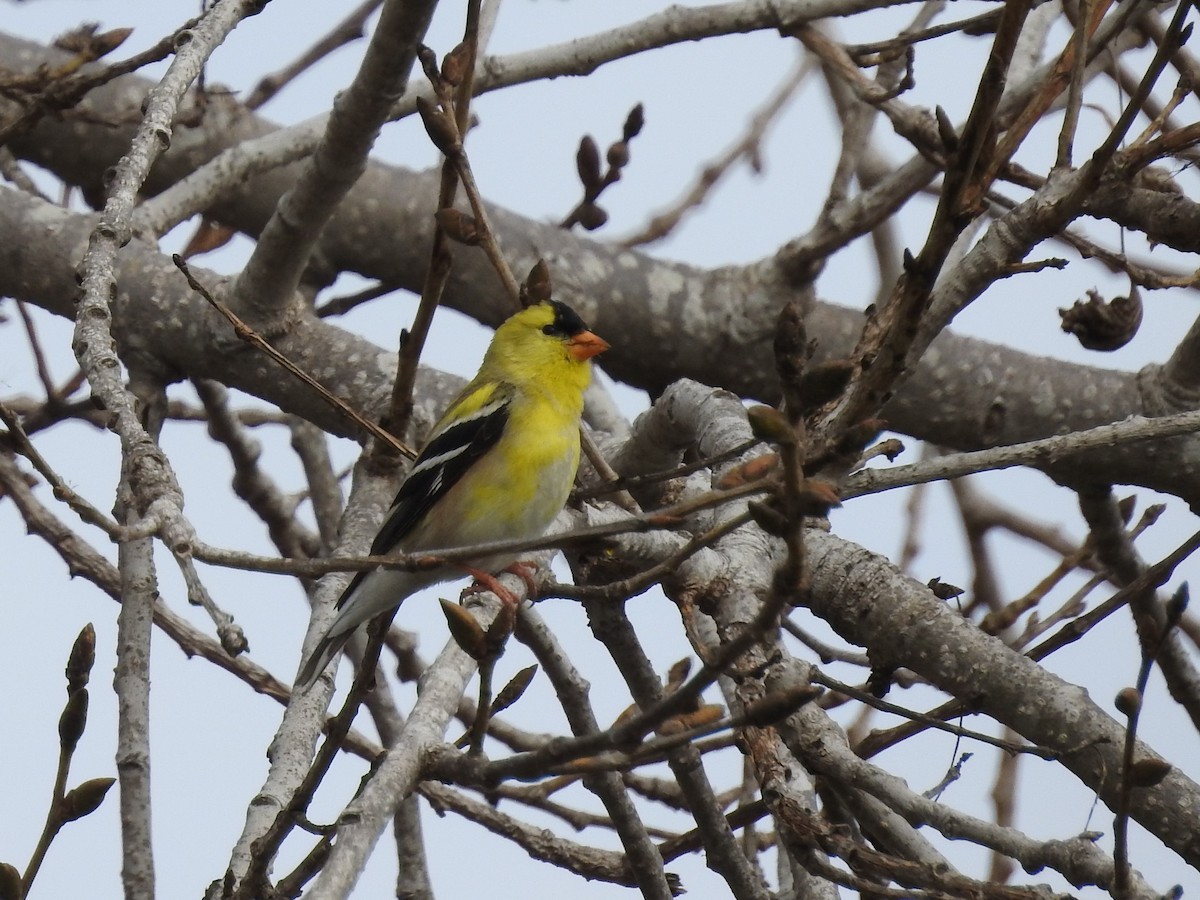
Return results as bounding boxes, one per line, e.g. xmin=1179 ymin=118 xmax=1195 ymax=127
xmin=173 ymin=255 xmax=415 ymax=458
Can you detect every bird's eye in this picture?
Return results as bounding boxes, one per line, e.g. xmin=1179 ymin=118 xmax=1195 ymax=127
xmin=542 ymin=324 xmax=556 ymax=336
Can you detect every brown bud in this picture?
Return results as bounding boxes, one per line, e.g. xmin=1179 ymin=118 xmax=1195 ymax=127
xmin=0 ymin=862 xmax=20 ymax=900
xmin=66 ymin=622 xmax=96 ymax=696
xmin=606 ymin=141 xmax=630 ymax=169
xmin=935 ymin=105 xmax=958 ymax=152
xmin=623 ymin=103 xmax=645 ymax=141
xmin=93 ymin=27 xmax=133 ymax=57
xmin=1128 ymin=757 xmax=1172 ymax=788
xmin=576 ymin=202 xmax=608 ymax=231
xmin=435 ymin=209 xmax=481 ymax=245
xmin=54 ymin=23 xmax=130 ymax=58
xmin=747 ymin=406 xmax=795 ymax=446
xmin=492 ymin=665 xmax=538 ymax=715
xmin=486 ymin=600 xmax=517 ymax=655
xmin=59 ymin=688 xmax=89 ymax=753
xmin=416 ymin=45 xmax=440 ymax=84
xmin=440 ymin=599 xmax=488 ymax=660
xmin=1116 ymin=495 xmax=1137 ymax=524
xmin=715 ymin=453 xmax=779 ymax=490
xmin=1115 ymin=687 xmax=1142 ymax=717
xmin=576 ymin=135 xmax=602 ymax=192
xmin=61 ymin=777 xmax=115 ymax=822
xmin=441 ymin=41 xmax=472 ymax=87
xmin=416 ymin=95 xmax=460 ymax=157
xmin=523 ymin=259 xmax=553 ymax=306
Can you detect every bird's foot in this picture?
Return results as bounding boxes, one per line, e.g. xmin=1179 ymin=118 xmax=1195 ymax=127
xmin=503 ymin=560 xmax=540 ymax=599
xmin=461 ymin=566 xmax=521 ymax=609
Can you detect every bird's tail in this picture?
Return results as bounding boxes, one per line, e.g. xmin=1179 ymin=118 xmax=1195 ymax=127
xmin=294 ymin=568 xmax=417 ymax=691
xmin=294 ymin=623 xmax=353 ymax=691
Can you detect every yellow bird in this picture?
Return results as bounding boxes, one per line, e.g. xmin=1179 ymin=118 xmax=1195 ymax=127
xmin=297 ymin=300 xmax=609 ymax=689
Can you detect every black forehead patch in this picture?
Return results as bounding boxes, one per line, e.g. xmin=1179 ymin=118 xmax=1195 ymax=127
xmin=544 ymin=300 xmax=591 ymax=338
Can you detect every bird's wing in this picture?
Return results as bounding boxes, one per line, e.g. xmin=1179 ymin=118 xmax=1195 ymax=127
xmin=336 ymin=380 xmax=513 ymax=609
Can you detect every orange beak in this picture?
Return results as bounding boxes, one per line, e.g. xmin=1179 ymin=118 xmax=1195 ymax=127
xmin=568 ymin=330 xmax=610 ymax=361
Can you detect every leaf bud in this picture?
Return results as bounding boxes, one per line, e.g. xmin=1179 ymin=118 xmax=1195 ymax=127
xmin=435 ymin=209 xmax=481 ymax=245
xmin=492 ymin=665 xmax=538 ymax=715
xmin=1114 ymin=687 xmax=1142 ymax=717
xmin=416 ymin=95 xmax=460 ymax=157
xmin=61 ymin=777 xmax=115 ymax=822
xmin=58 ymin=688 xmax=89 ymax=753
xmin=66 ymin=622 xmax=96 ymax=696
xmin=575 ymin=136 xmax=602 ymax=191
xmin=440 ymin=599 xmax=487 ymax=660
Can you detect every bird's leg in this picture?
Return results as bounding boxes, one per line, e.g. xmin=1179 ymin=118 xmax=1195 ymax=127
xmin=457 ymin=567 xmax=525 ymax=756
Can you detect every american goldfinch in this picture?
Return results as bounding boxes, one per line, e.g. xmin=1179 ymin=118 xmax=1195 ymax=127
xmin=297 ymin=300 xmax=609 ymax=689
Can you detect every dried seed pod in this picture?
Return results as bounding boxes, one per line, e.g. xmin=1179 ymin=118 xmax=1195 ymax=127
xmin=1059 ymin=286 xmax=1143 ymax=351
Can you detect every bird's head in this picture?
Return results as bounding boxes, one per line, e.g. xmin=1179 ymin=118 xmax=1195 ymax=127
xmin=486 ymin=301 xmax=609 ymax=385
